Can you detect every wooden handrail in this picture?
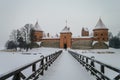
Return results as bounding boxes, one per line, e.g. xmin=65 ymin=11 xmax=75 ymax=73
xmin=68 ymin=50 xmax=120 ymax=80
xmin=0 ymin=50 xmax=62 ymax=80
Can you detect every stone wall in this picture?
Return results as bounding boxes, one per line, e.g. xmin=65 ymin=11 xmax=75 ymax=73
xmin=40 ymin=38 xmax=108 ymax=49
xmin=72 ymin=40 xmax=93 ymax=49
xmin=93 ymin=42 xmax=108 ymax=49
xmin=41 ymin=39 xmax=60 ymax=48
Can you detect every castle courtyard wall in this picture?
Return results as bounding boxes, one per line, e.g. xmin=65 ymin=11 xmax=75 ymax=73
xmin=41 ymin=38 xmax=60 ymax=48
xmin=72 ymin=38 xmax=93 ymax=49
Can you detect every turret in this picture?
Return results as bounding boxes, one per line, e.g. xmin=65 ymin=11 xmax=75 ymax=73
xmin=33 ymin=21 xmax=43 ymax=42
xmin=93 ymin=18 xmax=108 ymax=42
xmin=60 ymin=26 xmax=72 ymax=49
xmin=81 ymin=27 xmax=89 ymax=36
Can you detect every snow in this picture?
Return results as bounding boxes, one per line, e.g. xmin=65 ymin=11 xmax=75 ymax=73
xmin=94 ymin=18 xmax=108 ymax=30
xmin=84 ymin=27 xmax=89 ymax=31
xmin=0 ymin=47 xmax=61 ymax=75
xmin=38 ymin=50 xmax=95 ymax=80
xmin=0 ymin=46 xmax=4 ymax=50
xmin=73 ymin=48 xmax=120 ymax=68
xmin=72 ymin=36 xmax=93 ymax=38
xmin=34 ymin=21 xmax=43 ymax=31
xmin=92 ymin=41 xmax=109 ymax=46
xmin=0 ymin=47 xmax=120 ymax=80
xmin=36 ymin=42 xmax=42 ymax=46
xmin=72 ymin=48 xmax=120 ymax=79
xmin=60 ymin=26 xmax=71 ymax=33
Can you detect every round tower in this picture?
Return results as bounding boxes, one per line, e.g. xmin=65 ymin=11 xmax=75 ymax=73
xmin=93 ymin=18 xmax=108 ymax=42
xmin=33 ymin=21 xmax=43 ymax=42
xmin=60 ymin=26 xmax=72 ymax=49
xmin=81 ymin=27 xmax=89 ymax=36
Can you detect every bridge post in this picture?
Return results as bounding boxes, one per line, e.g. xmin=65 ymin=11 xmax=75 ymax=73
xmin=51 ymin=55 xmax=53 ymax=64
xmin=12 ymin=72 xmax=21 ymax=80
xmin=90 ymin=57 xmax=97 ymax=75
xmin=101 ymin=65 xmax=105 ymax=79
xmin=85 ymin=58 xmax=89 ymax=71
xmin=45 ymin=57 xmax=48 ymax=70
xmin=82 ymin=56 xmax=85 ymax=66
xmin=40 ymin=56 xmax=44 ymax=75
xmin=114 ymin=74 xmax=120 ymax=80
xmin=49 ymin=56 xmax=51 ymax=66
xmin=32 ymin=63 xmax=36 ymax=77
xmin=32 ymin=63 xmax=36 ymax=72
xmin=79 ymin=55 xmax=82 ymax=64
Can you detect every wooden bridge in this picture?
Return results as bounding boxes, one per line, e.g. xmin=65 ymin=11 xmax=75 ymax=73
xmin=0 ymin=50 xmax=120 ymax=80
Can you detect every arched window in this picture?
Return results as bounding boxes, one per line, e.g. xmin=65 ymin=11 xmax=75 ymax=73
xmin=101 ymin=34 xmax=103 ymax=36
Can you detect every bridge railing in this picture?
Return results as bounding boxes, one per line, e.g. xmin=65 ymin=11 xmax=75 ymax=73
xmin=68 ymin=50 xmax=120 ymax=80
xmin=0 ymin=50 xmax=62 ymax=80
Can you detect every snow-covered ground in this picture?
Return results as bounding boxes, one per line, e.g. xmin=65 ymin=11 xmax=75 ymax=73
xmin=73 ymin=48 xmax=120 ymax=68
xmin=72 ymin=48 xmax=120 ymax=79
xmin=0 ymin=46 xmax=5 ymax=51
xmin=38 ymin=50 xmax=96 ymax=80
xmin=0 ymin=47 xmax=61 ymax=76
xmin=0 ymin=47 xmax=120 ymax=80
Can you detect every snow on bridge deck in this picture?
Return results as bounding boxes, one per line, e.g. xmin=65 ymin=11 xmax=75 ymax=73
xmin=38 ymin=50 xmax=96 ymax=80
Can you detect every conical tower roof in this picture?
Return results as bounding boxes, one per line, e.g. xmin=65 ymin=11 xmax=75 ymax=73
xmin=34 ymin=21 xmax=43 ymax=31
xmin=94 ymin=18 xmax=108 ymax=30
xmin=60 ymin=20 xmax=71 ymax=33
xmin=60 ymin=26 xmax=71 ymax=33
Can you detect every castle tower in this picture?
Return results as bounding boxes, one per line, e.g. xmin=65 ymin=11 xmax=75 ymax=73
xmin=33 ymin=21 xmax=43 ymax=42
xmin=60 ymin=26 xmax=72 ymax=49
xmin=81 ymin=27 xmax=89 ymax=36
xmin=93 ymin=18 xmax=108 ymax=42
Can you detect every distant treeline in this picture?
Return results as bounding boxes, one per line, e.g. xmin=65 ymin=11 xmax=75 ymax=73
xmin=109 ymin=32 xmax=120 ymax=48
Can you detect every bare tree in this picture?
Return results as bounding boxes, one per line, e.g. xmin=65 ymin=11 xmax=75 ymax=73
xmin=24 ymin=24 xmax=33 ymax=44
xmin=9 ymin=30 xmax=18 ymax=44
xmin=6 ymin=23 xmax=34 ymax=51
xmin=20 ymin=24 xmax=33 ymax=51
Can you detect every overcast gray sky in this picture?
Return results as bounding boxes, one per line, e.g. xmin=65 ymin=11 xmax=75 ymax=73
xmin=0 ymin=0 xmax=120 ymax=48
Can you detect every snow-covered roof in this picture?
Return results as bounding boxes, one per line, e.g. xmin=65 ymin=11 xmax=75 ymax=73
xmin=92 ymin=41 xmax=98 ymax=46
xmin=92 ymin=41 xmax=109 ymax=46
xmin=60 ymin=26 xmax=71 ymax=33
xmin=94 ymin=18 xmax=108 ymax=30
xmin=105 ymin=41 xmax=109 ymax=46
xmin=84 ymin=28 xmax=88 ymax=31
xmin=34 ymin=21 xmax=43 ymax=31
xmin=72 ymin=36 xmax=93 ymax=38
xmin=83 ymin=27 xmax=89 ymax=31
xmin=36 ymin=42 xmax=42 ymax=46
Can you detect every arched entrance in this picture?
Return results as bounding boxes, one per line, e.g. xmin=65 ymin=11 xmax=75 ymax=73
xmin=64 ymin=44 xmax=67 ymax=49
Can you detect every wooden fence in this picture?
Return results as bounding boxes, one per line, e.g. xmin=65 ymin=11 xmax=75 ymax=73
xmin=68 ymin=50 xmax=120 ymax=80
xmin=0 ymin=50 xmax=62 ymax=80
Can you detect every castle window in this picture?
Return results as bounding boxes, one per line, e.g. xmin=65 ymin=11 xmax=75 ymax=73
xmin=103 ymin=38 xmax=104 ymax=40
xmin=101 ymin=34 xmax=103 ymax=36
xmin=95 ymin=34 xmax=97 ymax=36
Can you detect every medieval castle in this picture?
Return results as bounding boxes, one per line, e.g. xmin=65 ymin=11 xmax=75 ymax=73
xmin=32 ymin=18 xmax=109 ymax=49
